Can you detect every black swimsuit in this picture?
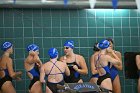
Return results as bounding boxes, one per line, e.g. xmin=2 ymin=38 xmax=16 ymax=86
xmin=64 ymin=57 xmax=81 ymax=83
xmin=46 ymin=61 xmax=64 ymax=93
xmin=138 ymin=70 xmax=140 ymax=78
xmin=28 ymin=64 xmax=40 ymax=90
xmin=0 ymin=69 xmax=12 ymax=90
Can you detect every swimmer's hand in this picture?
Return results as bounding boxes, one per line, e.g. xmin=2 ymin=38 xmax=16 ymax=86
xmin=73 ymin=65 xmax=79 ymax=72
xmin=29 ymin=51 xmax=36 ymax=56
xmin=40 ymin=79 xmax=46 ymax=83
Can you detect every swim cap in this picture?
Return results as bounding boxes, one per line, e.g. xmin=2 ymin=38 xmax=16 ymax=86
xmin=64 ymin=40 xmax=74 ymax=49
xmin=48 ymin=48 xmax=58 ymax=59
xmin=1 ymin=42 xmax=12 ymax=51
xmin=97 ymin=39 xmax=110 ymax=49
xmin=27 ymin=44 xmax=39 ymax=52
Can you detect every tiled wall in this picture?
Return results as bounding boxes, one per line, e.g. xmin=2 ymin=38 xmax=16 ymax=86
xmin=0 ymin=8 xmax=140 ymax=93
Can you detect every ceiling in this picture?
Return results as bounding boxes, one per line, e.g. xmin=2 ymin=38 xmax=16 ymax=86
xmin=0 ymin=0 xmax=137 ymax=9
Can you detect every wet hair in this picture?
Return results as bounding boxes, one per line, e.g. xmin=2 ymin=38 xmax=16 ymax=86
xmin=93 ymin=43 xmax=100 ymax=51
xmin=106 ymin=38 xmax=114 ymax=44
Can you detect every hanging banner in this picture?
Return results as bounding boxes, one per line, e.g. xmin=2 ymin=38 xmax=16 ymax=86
xmin=13 ymin=0 xmax=16 ymax=4
xmin=89 ymin=0 xmax=96 ymax=9
xmin=136 ymin=0 xmax=140 ymax=11
xmin=112 ymin=0 xmax=118 ymax=9
xmin=64 ymin=0 xmax=68 ymax=6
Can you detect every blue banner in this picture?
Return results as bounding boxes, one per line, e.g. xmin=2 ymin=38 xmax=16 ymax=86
xmin=13 ymin=0 xmax=16 ymax=4
xmin=64 ymin=0 xmax=68 ymax=6
xmin=112 ymin=0 xmax=118 ymax=9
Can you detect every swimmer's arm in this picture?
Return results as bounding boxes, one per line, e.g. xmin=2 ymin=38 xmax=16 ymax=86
xmin=7 ymin=58 xmax=17 ymax=77
xmin=0 ymin=58 xmax=4 ymax=71
xmin=64 ymin=63 xmax=70 ymax=76
xmin=33 ymin=54 xmax=42 ymax=68
xmin=40 ymin=65 xmax=46 ymax=83
xmin=136 ymin=55 xmax=140 ymax=70
xmin=29 ymin=51 xmax=36 ymax=56
xmin=107 ymin=53 xmax=121 ymax=66
xmin=7 ymin=58 xmax=22 ymax=79
xmin=90 ymin=55 xmax=98 ymax=74
xmin=76 ymin=55 xmax=88 ymax=75
xmin=25 ymin=57 xmax=34 ymax=64
xmin=26 ymin=51 xmax=39 ymax=65
xmin=27 ymin=72 xmax=33 ymax=80
xmin=113 ymin=51 xmax=122 ymax=70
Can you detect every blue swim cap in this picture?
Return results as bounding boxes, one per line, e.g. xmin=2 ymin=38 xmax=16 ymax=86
xmin=1 ymin=42 xmax=12 ymax=51
xmin=97 ymin=39 xmax=110 ymax=49
xmin=27 ymin=44 xmax=39 ymax=52
xmin=64 ymin=40 xmax=74 ymax=49
xmin=48 ymin=48 xmax=58 ymax=59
